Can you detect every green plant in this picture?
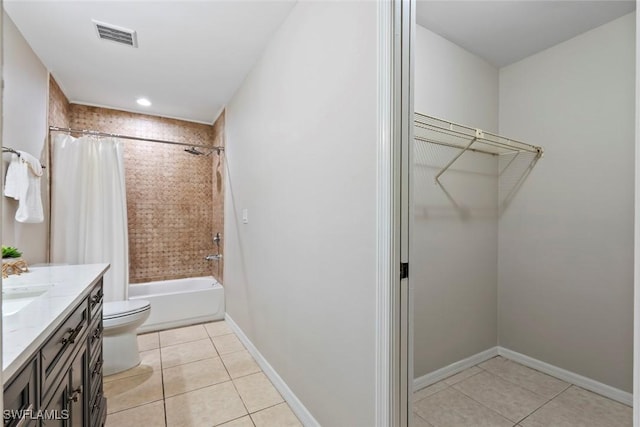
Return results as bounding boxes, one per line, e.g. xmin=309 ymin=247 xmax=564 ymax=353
xmin=2 ymin=246 xmax=22 ymax=259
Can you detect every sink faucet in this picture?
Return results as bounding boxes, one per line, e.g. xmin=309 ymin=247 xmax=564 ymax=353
xmin=205 ymin=254 xmax=222 ymax=261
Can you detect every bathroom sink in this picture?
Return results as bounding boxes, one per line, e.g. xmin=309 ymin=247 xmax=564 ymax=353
xmin=2 ymin=285 xmax=52 ymax=317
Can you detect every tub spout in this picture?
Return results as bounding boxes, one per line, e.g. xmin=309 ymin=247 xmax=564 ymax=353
xmin=205 ymin=254 xmax=222 ymax=261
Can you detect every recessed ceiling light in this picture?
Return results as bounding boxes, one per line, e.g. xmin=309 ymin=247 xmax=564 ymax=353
xmin=136 ymin=98 xmax=151 ymax=107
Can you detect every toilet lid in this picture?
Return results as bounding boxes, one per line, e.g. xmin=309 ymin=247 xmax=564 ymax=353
xmin=103 ymin=300 xmax=150 ymax=319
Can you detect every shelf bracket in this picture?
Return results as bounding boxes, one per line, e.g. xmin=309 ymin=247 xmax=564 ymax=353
xmin=435 ymin=135 xmax=478 ymax=182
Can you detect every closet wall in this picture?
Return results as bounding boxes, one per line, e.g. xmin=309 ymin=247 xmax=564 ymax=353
xmin=413 ymin=25 xmax=499 ymax=377
xmin=498 ymin=13 xmax=635 ymax=392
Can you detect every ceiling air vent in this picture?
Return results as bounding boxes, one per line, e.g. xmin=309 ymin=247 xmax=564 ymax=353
xmin=93 ymin=20 xmax=138 ymax=48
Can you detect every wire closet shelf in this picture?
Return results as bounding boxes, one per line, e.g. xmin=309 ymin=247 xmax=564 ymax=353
xmin=414 ymin=112 xmax=543 ymax=182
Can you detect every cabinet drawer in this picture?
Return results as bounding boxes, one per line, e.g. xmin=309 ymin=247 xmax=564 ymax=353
xmin=88 ymin=315 xmax=103 ymax=360
xmin=41 ymin=302 xmax=88 ymax=399
xmin=88 ymin=280 xmax=103 ymax=321
xmin=3 ymin=356 xmax=38 ymax=427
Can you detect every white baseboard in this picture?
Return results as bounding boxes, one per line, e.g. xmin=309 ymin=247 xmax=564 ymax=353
xmin=498 ymin=347 xmax=633 ymax=407
xmin=413 ymin=347 xmax=499 ymax=391
xmin=225 ymin=314 xmax=321 ymax=427
xmin=413 ymin=346 xmax=632 ymax=407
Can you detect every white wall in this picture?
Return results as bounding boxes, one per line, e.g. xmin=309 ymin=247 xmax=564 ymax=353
xmin=413 ymin=25 xmax=499 ymax=377
xmin=498 ymin=13 xmax=635 ymax=392
xmin=224 ymin=2 xmax=377 ymax=426
xmin=2 ymin=12 xmax=49 ymax=263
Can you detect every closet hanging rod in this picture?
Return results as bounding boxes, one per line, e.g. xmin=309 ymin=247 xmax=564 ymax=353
xmin=2 ymin=147 xmax=46 ymax=168
xmin=48 ymin=126 xmax=224 ymax=152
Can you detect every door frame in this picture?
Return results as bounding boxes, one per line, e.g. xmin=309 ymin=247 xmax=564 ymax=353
xmin=375 ymin=0 xmax=413 ymax=426
xmin=634 ymin=6 xmax=639 ymax=426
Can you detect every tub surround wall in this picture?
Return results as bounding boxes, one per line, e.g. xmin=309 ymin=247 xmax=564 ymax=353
xmin=48 ymin=76 xmax=70 ymax=128
xmin=47 ymin=79 xmax=224 ymax=283
xmin=70 ymin=105 xmax=213 ymax=145
xmin=67 ymin=105 xmax=218 ymax=284
xmin=2 ymin=12 xmax=49 ymax=263
xmin=211 ymin=111 xmax=225 ymax=283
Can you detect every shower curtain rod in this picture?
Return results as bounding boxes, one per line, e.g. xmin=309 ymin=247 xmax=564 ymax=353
xmin=48 ymin=126 xmax=224 ymax=152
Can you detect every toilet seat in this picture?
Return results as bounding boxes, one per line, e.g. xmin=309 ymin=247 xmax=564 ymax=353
xmin=104 ymin=300 xmax=150 ymax=320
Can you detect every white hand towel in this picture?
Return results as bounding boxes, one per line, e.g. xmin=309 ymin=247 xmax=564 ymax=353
xmin=4 ymin=153 xmax=21 ymax=199
xmin=4 ymin=150 xmax=44 ymax=223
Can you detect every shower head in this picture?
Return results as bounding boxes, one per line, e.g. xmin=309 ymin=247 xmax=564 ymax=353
xmin=184 ymin=147 xmax=205 ymax=155
xmin=184 ymin=146 xmax=224 ymax=156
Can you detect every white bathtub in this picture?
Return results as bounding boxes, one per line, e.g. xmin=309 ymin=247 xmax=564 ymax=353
xmin=129 ymin=276 xmax=224 ymax=333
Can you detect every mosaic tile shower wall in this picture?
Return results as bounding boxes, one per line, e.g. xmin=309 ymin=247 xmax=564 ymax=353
xmin=48 ymin=76 xmax=70 ymax=128
xmin=211 ymin=111 xmax=225 ymax=282
xmin=48 ymin=77 xmax=224 ymax=284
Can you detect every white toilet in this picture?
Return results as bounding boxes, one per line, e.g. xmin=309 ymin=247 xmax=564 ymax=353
xmin=102 ymin=300 xmax=151 ymax=376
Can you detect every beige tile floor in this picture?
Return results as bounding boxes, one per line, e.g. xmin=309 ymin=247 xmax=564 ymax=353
xmin=412 ymin=356 xmax=633 ymax=427
xmin=104 ymin=321 xmax=302 ymax=427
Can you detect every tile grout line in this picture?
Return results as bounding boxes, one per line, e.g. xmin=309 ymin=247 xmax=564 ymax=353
xmin=514 ymin=384 xmax=574 ymax=425
xmin=155 ymin=351 xmax=263 ymax=400
xmin=212 ymin=414 xmax=255 ymax=427
xmin=159 ymin=332 xmax=221 ymax=369
xmin=215 ymin=333 xmax=254 ymax=421
xmin=448 ymin=366 xmax=569 ymax=425
xmin=471 ymin=359 xmax=577 ymax=423
xmin=449 ymin=379 xmax=521 ymax=424
xmin=442 ymin=367 xmax=484 ymax=387
xmin=105 ymin=398 xmax=165 ymax=416
xmin=159 ymin=343 xmax=169 ymax=427
xmin=478 ymin=358 xmax=573 ymax=401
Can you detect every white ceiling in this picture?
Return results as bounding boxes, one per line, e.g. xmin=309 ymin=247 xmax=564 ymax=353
xmin=4 ymin=1 xmax=297 ymax=124
xmin=416 ymin=0 xmax=636 ymax=68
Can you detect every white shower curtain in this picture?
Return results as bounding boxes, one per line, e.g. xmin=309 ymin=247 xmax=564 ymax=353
xmin=51 ymin=134 xmax=129 ymax=303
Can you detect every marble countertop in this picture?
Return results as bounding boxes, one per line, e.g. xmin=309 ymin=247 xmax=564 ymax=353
xmin=2 ymin=263 xmax=109 ymax=382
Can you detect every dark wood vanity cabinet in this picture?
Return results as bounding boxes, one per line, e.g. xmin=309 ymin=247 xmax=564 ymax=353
xmin=3 ymin=356 xmax=38 ymax=427
xmin=4 ymin=279 xmax=106 ymax=427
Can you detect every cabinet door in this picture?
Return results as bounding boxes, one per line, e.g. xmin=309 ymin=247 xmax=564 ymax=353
xmin=67 ymin=348 xmax=87 ymax=427
xmin=41 ymin=348 xmax=87 ymax=427
xmin=3 ymin=357 xmax=38 ymax=427
xmin=40 ymin=375 xmax=68 ymax=427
